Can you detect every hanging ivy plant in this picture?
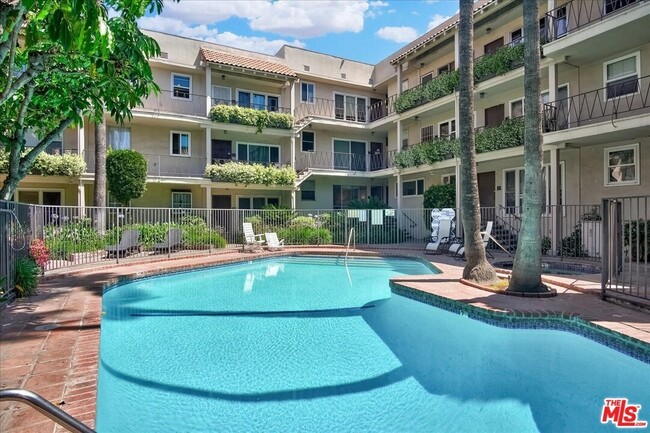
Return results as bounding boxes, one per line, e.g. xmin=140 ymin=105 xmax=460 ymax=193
xmin=209 ymin=105 xmax=294 ymax=133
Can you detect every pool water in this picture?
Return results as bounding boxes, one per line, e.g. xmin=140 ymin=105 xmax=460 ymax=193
xmin=97 ymin=256 xmax=649 ymax=433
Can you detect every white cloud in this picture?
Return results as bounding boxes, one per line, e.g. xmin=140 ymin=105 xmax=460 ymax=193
xmin=369 ymin=1 xmax=389 ymax=7
xmin=139 ymin=16 xmax=305 ymax=54
xmin=388 ymin=9 xmax=396 ymax=13
xmin=157 ymin=1 xmax=369 ymax=39
xmin=376 ymin=26 xmax=418 ymax=43
xmin=427 ymin=14 xmax=452 ymax=31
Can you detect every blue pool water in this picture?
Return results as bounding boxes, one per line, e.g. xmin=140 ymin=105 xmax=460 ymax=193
xmin=97 ymin=256 xmax=650 ymax=433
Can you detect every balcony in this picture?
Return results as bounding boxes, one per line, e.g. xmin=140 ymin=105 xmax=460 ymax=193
xmin=84 ymin=150 xmax=207 ymax=178
xmin=211 ymin=98 xmax=291 ymax=114
xmin=205 ymin=161 xmax=296 ymax=186
xmin=137 ymin=90 xmax=208 ymax=117
xmin=209 ymin=103 xmax=293 ymax=131
xmin=295 ymin=150 xmax=393 ymax=173
xmin=543 ymin=75 xmax=650 ymax=132
xmin=295 ymin=97 xmax=368 ymax=125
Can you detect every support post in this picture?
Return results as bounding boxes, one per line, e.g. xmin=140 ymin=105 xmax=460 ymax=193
xmin=205 ymin=65 xmax=212 ymax=116
xmin=550 ymin=147 xmax=561 ymax=255
xmin=205 ymin=127 xmax=212 ymax=169
xmin=601 ymin=198 xmax=609 ymax=300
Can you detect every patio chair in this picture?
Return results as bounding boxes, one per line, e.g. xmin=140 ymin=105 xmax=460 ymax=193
xmin=242 ymin=222 xmax=264 ymax=252
xmin=449 ymin=221 xmax=494 ymax=260
xmin=152 ymin=228 xmax=183 ymax=253
xmin=265 ymin=232 xmax=285 ymax=251
xmin=106 ymin=229 xmax=141 ymax=258
xmin=424 ymin=219 xmax=453 ymax=254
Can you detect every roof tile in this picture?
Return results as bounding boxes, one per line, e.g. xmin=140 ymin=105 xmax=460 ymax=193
xmin=200 ymin=48 xmax=297 ymax=78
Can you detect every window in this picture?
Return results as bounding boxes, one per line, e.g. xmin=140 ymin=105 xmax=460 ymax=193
xmin=172 ymin=74 xmax=191 ymax=100
xmin=301 ymin=82 xmax=315 ymax=103
xmin=107 ymin=127 xmax=131 ymax=150
xmin=171 ymin=191 xmax=192 ymax=209
xmin=333 ymin=139 xmax=366 ymax=171
xmin=302 ymin=131 xmax=315 ymax=152
xmin=170 ymin=131 xmax=190 ymax=156
xmin=605 ymin=0 xmax=637 ymax=14
xmin=438 ymin=62 xmax=454 ymax=76
xmin=237 ymin=90 xmax=280 ymax=111
xmin=510 ymin=99 xmax=524 ymax=119
xmin=604 ymin=53 xmax=639 ymax=99
xmin=402 ymin=126 xmax=409 ymax=148
xmin=539 ymin=17 xmax=548 ymax=43
xmin=25 ymin=130 xmax=62 ymax=154
xmin=505 ymin=164 xmax=565 ymax=214
xmin=238 ymin=196 xmax=280 ymax=209
xmin=16 ymin=189 xmax=63 ymax=205
xmin=334 ymin=93 xmax=366 ymax=122
xmin=421 ymin=73 xmax=433 ymax=85
xmin=237 ymin=143 xmax=280 ymax=164
xmin=421 ymin=125 xmax=434 ymax=142
xmin=554 ymin=6 xmax=567 ymax=38
xmin=511 ymin=28 xmax=523 ymax=45
xmin=541 ymin=163 xmax=565 ymax=214
xmin=402 ymin=179 xmax=424 ymax=197
xmin=212 ymin=85 xmax=232 ymax=105
xmin=333 ymin=185 xmax=367 ymax=209
xmin=301 ymin=180 xmax=316 ymax=201
xmin=605 ymin=144 xmax=639 ymax=186
xmin=401 ymin=78 xmax=409 ymax=91
xmin=439 ymin=119 xmax=456 ymax=139
xmin=442 ymin=174 xmax=456 ymax=185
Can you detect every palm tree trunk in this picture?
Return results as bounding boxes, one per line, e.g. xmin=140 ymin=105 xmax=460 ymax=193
xmin=508 ymin=0 xmax=547 ymax=293
xmin=93 ymin=116 xmax=107 ymax=233
xmin=458 ymin=0 xmax=497 ymax=284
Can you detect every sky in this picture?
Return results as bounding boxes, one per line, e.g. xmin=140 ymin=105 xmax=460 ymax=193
xmin=139 ymin=0 xmax=460 ymax=64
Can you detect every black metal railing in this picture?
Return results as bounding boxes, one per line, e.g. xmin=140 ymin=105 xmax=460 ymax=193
xmin=368 ymin=94 xmax=398 ymax=121
xmin=543 ymin=75 xmax=650 ymax=131
xmin=138 ymin=90 xmax=208 ymax=117
xmin=544 ymin=0 xmax=640 ymax=44
xmin=211 ymin=98 xmax=291 ymax=114
xmin=295 ymin=150 xmax=369 ymax=172
xmin=294 ymin=97 xmax=368 ymax=123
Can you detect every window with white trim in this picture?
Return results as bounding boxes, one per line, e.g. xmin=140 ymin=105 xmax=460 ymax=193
xmin=212 ymin=85 xmax=232 ymax=105
xmin=438 ymin=62 xmax=454 ymax=76
xmin=510 ymin=99 xmax=524 ymax=119
xmin=171 ymin=191 xmax=192 ymax=209
xmin=402 ymin=179 xmax=424 ymax=197
xmin=237 ymin=143 xmax=280 ymax=164
xmin=504 ymin=163 xmax=565 ymax=214
xmin=172 ymin=74 xmax=191 ymax=100
xmin=421 ymin=125 xmax=434 ymax=142
xmin=25 ymin=130 xmax=63 ymax=154
xmin=302 ymin=131 xmax=315 ymax=152
xmin=442 ymin=174 xmax=456 ymax=185
xmin=237 ymin=90 xmax=280 ymax=111
xmin=605 ymin=0 xmax=637 ymax=15
xmin=604 ymin=53 xmax=639 ymax=99
xmin=301 ymin=82 xmax=315 ymax=103
xmin=170 ymin=131 xmax=191 ymax=156
xmin=438 ymin=119 xmax=456 ymax=139
xmin=334 ymin=93 xmax=366 ymax=122
xmin=301 ymin=180 xmax=316 ymax=201
xmin=511 ymin=28 xmax=523 ymax=45
xmin=401 ymin=78 xmax=409 ymax=91
xmin=605 ymin=144 xmax=639 ymax=186
xmin=421 ymin=73 xmax=433 ymax=85
xmin=108 ymin=127 xmax=131 ymax=150
xmin=333 ymin=185 xmax=367 ymax=209
xmin=238 ymin=196 xmax=280 ymax=210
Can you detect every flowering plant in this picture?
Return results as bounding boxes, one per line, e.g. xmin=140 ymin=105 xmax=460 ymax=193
xmin=29 ymin=239 xmax=50 ymax=270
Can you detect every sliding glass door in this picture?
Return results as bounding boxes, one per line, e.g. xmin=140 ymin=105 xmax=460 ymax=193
xmin=333 ymin=139 xmax=366 ymax=171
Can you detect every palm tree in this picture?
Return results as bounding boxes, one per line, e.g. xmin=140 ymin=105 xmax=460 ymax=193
xmin=507 ymin=0 xmax=548 ymax=293
xmin=458 ymin=0 xmax=498 ymax=284
xmin=93 ymin=116 xmax=107 ymax=233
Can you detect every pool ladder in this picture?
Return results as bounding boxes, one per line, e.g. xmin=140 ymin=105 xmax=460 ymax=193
xmin=0 ymin=389 xmax=96 ymax=433
xmin=345 ymin=227 xmax=356 ymax=262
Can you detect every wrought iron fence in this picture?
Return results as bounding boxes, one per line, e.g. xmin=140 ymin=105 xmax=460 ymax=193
xmin=294 ymin=97 xmax=368 ymax=123
xmin=601 ymin=195 xmax=649 ymax=306
xmin=1 ymin=201 xmax=32 ymax=304
xmin=368 ymin=94 xmax=398 ymax=121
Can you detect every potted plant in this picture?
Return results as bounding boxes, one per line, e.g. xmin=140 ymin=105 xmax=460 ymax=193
xmin=580 ymin=207 xmax=602 ymax=258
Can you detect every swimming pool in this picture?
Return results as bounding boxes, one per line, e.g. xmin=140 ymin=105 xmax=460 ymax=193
xmin=97 ymin=256 xmax=649 ymax=433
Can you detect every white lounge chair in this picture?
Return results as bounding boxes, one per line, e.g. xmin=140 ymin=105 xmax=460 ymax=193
xmin=449 ymin=221 xmax=494 ymax=259
xmin=265 ymin=232 xmax=285 ymax=251
xmin=424 ymin=219 xmax=452 ymax=254
xmin=242 ymin=222 xmax=264 ymax=252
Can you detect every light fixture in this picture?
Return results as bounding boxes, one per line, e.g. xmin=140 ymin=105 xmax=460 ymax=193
xmin=221 ymin=74 xmax=226 ymax=80
xmin=486 ymin=27 xmax=492 ymax=34
xmin=479 ymin=92 xmax=485 ymax=99
xmin=414 ymin=116 xmax=419 ymax=121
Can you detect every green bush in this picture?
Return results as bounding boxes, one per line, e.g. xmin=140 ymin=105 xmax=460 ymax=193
xmin=347 ymin=197 xmax=390 ymax=209
xmin=541 ymin=236 xmax=552 ymax=255
xmin=182 ymin=226 xmax=227 ymax=248
xmin=476 ymin=117 xmax=524 ymax=153
xmin=106 ymin=149 xmax=148 ymax=206
xmin=14 ymin=257 xmax=40 ymax=297
xmin=558 ymin=224 xmax=588 ymax=258
xmin=209 ymin=105 xmax=294 ymax=132
xmin=290 ymin=216 xmax=317 ymax=228
xmin=0 ymin=149 xmax=86 ymax=176
xmin=423 ymin=184 xmax=456 ymax=208
xmin=45 ymin=220 xmax=105 ymax=259
xmin=624 ymin=220 xmax=649 ymax=262
xmin=278 ymin=227 xmax=332 ymax=245
xmin=394 ymin=71 xmax=459 ymax=113
xmin=205 ymin=161 xmax=296 ymax=186
xmin=474 ymin=43 xmax=525 ymax=83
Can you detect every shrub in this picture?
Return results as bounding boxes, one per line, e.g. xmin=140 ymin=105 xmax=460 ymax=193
xmin=423 ymin=184 xmax=456 ymax=209
xmin=0 ymin=150 xmax=86 ymax=176
xmin=475 ymin=117 xmax=524 ymax=153
xmin=209 ymin=105 xmax=294 ymax=133
xmin=474 ymin=43 xmax=525 ymax=83
xmin=541 ymin=236 xmax=552 ymax=255
xmin=205 ymin=162 xmax=296 ymax=186
xmin=558 ymin=224 xmax=588 ymax=258
xmin=29 ymin=239 xmax=50 ymax=270
xmin=182 ymin=226 xmax=227 ymax=248
xmin=394 ymin=71 xmax=459 ymax=113
xmin=278 ymin=227 xmax=332 ymax=245
xmin=14 ymin=257 xmax=40 ymax=297
xmin=45 ymin=220 xmax=105 ymax=259
xmin=290 ymin=216 xmax=317 ymax=228
xmin=624 ymin=220 xmax=649 ymax=262
xmin=347 ymin=197 xmax=390 ymax=209
xmin=106 ymin=149 xmax=148 ymax=206
xmin=394 ymin=138 xmax=459 ymax=169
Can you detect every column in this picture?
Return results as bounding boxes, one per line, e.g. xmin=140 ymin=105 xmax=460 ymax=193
xmin=205 ymin=127 xmax=212 ymax=168
xmin=396 ymin=173 xmax=402 ymax=210
xmin=205 ymin=65 xmax=212 ymax=116
xmin=454 ymin=33 xmax=460 ymax=67
xmin=396 ymin=118 xmax=402 ymax=210
xmin=290 ymin=80 xmax=296 ymax=117
xmin=548 ymin=63 xmax=558 ymax=106
xmin=397 ymin=63 xmax=402 ymax=95
xmin=77 ymin=182 xmax=85 ymax=208
xmin=550 ymin=147 xmax=561 ymax=255
xmin=290 ymin=190 xmax=296 ymax=209
xmin=76 ymin=119 xmax=84 ymax=155
xmin=204 ymin=185 xmax=212 ymax=209
xmin=290 ymin=135 xmax=296 ymax=169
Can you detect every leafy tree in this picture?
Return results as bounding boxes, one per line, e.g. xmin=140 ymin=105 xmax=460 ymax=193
xmin=0 ymin=0 xmax=171 ymax=200
xmin=106 ymin=149 xmax=147 ymax=206
xmin=423 ymin=184 xmax=455 ymax=209
xmin=458 ymin=0 xmax=497 ymax=284
xmin=508 ymin=0 xmax=547 ymax=293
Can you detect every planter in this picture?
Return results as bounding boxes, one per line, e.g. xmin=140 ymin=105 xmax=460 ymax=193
xmin=581 ymin=221 xmax=602 ymax=258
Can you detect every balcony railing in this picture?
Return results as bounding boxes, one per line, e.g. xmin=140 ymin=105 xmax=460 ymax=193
xmin=296 ymin=150 xmax=381 ymax=172
xmin=211 ymin=98 xmax=291 ymax=114
xmin=137 ymin=90 xmax=208 ymax=117
xmin=368 ymin=94 xmax=398 ymax=121
xmin=84 ymin=149 xmax=206 ymax=178
xmin=544 ymin=0 xmax=640 ymax=44
xmin=295 ymin=97 xmax=369 ymax=124
xmin=543 ymin=75 xmax=650 ymax=131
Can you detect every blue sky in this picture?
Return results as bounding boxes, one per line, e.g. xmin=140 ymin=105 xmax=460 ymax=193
xmin=139 ymin=1 xmax=460 ymax=63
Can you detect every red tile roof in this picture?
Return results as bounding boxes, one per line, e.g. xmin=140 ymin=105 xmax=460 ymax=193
xmin=200 ymin=48 xmax=297 ymax=78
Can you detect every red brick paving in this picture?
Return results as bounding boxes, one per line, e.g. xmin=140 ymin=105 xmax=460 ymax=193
xmin=1 ymin=247 xmax=648 ymax=432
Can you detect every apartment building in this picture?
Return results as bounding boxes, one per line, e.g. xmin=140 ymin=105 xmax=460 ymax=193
xmin=5 ymin=0 xmax=648 ymax=222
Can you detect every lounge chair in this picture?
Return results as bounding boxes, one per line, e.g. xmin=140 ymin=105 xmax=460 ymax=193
xmin=106 ymin=229 xmax=141 ymax=258
xmin=424 ymin=219 xmax=453 ymax=254
xmin=449 ymin=221 xmax=494 ymax=260
xmin=242 ymin=222 xmax=264 ymax=252
xmin=265 ymin=232 xmax=285 ymax=251
xmin=152 ymin=228 xmax=183 ymax=253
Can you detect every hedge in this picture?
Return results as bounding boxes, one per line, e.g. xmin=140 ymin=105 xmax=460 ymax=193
xmin=0 ymin=150 xmax=86 ymax=177
xmin=205 ymin=161 xmax=296 ymax=186
xmin=209 ymin=105 xmax=294 ymax=133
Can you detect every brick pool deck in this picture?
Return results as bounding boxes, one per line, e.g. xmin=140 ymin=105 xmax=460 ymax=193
xmin=1 ymin=247 xmax=648 ymax=432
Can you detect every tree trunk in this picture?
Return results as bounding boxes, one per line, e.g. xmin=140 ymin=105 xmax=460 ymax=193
xmin=508 ymin=0 xmax=547 ymax=293
xmin=458 ymin=0 xmax=497 ymax=284
xmin=93 ymin=116 xmax=107 ymax=233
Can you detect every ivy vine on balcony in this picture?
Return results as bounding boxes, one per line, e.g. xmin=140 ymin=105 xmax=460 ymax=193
xmin=394 ymin=117 xmax=524 ymax=169
xmin=474 ymin=43 xmax=525 ymax=83
xmin=0 ymin=150 xmax=86 ymax=176
xmin=209 ymin=105 xmax=294 ymax=133
xmin=205 ymin=161 xmax=297 ymax=186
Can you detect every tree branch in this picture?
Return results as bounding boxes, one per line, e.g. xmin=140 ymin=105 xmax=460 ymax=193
xmin=0 ymin=4 xmax=24 ymax=67
xmin=19 ymin=115 xmax=78 ymax=175
xmin=0 ymin=52 xmax=46 ymax=106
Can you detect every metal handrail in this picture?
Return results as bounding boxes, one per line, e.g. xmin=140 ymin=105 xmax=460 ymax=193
xmin=345 ymin=227 xmax=356 ymax=261
xmin=0 ymin=389 xmax=96 ymax=433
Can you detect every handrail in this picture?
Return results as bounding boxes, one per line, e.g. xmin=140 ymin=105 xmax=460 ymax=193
xmin=402 ymin=211 xmax=417 ymax=228
xmin=345 ymin=227 xmax=356 ymax=262
xmin=0 ymin=389 xmax=96 ymax=433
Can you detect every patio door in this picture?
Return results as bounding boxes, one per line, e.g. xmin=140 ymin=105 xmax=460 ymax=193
xmin=333 ymin=140 xmax=366 ymax=171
